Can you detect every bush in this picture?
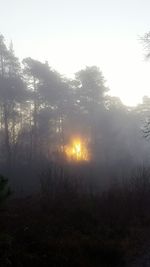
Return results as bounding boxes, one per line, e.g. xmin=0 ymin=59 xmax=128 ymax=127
xmin=0 ymin=175 xmax=11 ymax=205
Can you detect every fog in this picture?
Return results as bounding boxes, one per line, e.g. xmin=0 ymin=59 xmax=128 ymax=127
xmin=0 ymin=34 xmax=149 ymax=191
xmin=1 ymin=33 xmax=150 ymax=266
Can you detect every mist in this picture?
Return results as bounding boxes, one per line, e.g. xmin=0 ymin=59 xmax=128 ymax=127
xmin=1 ymin=32 xmax=150 ymax=266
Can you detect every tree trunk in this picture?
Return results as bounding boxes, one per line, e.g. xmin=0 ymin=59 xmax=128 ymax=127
xmin=3 ymin=102 xmax=11 ymax=169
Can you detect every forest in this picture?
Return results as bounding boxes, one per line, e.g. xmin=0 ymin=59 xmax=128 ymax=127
xmin=1 ymin=33 xmax=150 ymax=266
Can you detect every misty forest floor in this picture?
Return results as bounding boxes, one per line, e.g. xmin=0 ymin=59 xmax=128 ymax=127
xmin=1 ymin=185 xmax=150 ymax=267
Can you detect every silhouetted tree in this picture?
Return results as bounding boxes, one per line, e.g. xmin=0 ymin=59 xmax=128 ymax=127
xmin=0 ymin=36 xmax=26 ymax=169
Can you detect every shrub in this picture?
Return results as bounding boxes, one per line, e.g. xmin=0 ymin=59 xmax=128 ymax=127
xmin=0 ymin=175 xmax=11 ymax=205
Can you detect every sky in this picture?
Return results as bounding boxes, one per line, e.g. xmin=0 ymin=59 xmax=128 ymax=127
xmin=1 ymin=0 xmax=150 ymax=106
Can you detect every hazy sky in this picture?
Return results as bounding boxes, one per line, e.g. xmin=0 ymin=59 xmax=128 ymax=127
xmin=1 ymin=0 xmax=150 ymax=106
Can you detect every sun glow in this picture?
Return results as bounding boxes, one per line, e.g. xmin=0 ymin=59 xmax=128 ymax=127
xmin=65 ymin=138 xmax=90 ymax=162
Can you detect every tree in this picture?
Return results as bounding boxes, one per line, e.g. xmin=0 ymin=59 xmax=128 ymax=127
xmin=0 ymin=35 xmax=26 ymax=169
xmin=73 ymin=66 xmax=108 ymax=156
xmin=140 ymin=32 xmax=150 ymax=139
xmin=75 ymin=66 xmax=108 ymax=109
xmin=141 ymin=31 xmax=150 ymax=59
xmin=22 ymin=58 xmax=70 ymax=162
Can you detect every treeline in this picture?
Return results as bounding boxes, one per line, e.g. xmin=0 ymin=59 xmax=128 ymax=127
xmin=0 ymin=34 xmax=150 ymax=175
xmin=1 ymin=33 xmax=150 ymax=265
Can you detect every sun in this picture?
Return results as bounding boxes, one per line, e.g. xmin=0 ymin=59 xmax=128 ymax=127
xmin=65 ymin=138 xmax=90 ymax=162
xmin=72 ymin=142 xmax=82 ymax=160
